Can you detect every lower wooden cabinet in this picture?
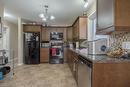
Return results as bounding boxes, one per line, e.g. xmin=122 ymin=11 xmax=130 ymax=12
xmin=40 ymin=48 xmax=67 ymax=63
xmin=67 ymin=49 xmax=78 ymax=82
xmin=40 ymin=48 xmax=49 ymax=63
xmin=67 ymin=49 xmax=130 ymax=87
xmin=64 ymin=48 xmax=67 ymax=62
xmin=92 ymin=63 xmax=130 ymax=87
xmin=67 ymin=49 xmax=73 ymax=71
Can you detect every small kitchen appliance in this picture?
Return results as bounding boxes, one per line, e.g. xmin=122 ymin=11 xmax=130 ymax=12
xmin=88 ymin=39 xmax=107 ymax=55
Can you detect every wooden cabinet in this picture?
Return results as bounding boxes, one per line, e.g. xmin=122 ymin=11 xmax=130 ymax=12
xmin=23 ymin=25 xmax=42 ymax=41
xmin=73 ymin=20 xmax=79 ymax=41
xmin=41 ymin=27 xmax=67 ymax=41
xmin=92 ymin=63 xmax=130 ymax=87
xmin=66 ymin=27 xmax=73 ymax=41
xmin=72 ymin=51 xmax=78 ymax=83
xmin=67 ymin=49 xmax=73 ymax=71
xmin=40 ymin=48 xmax=49 ymax=63
xmin=41 ymin=27 xmax=57 ymax=41
xmin=64 ymin=48 xmax=67 ymax=62
xmin=23 ymin=25 xmax=42 ymax=32
xmin=73 ymin=16 xmax=87 ymax=41
xmin=97 ymin=0 xmax=130 ymax=34
xmin=67 ymin=49 xmax=130 ymax=87
xmin=67 ymin=49 xmax=78 ymax=82
xmin=41 ymin=28 xmax=46 ymax=41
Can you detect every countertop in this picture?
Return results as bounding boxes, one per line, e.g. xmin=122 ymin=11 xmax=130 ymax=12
xmin=69 ymin=48 xmax=130 ymax=63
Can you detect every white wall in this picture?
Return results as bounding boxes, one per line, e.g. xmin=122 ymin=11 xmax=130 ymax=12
xmin=87 ymin=1 xmax=109 ymax=41
xmin=18 ymin=18 xmax=23 ymax=65
xmin=87 ymin=1 xmax=96 ymax=41
xmin=0 ymin=2 xmax=4 ymax=17
xmin=4 ymin=20 xmax=18 ymax=59
xmin=0 ymin=2 xmax=4 ymax=49
xmin=87 ymin=1 xmax=96 ymax=17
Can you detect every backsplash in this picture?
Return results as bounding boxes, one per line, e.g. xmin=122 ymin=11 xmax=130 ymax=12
xmin=109 ymin=31 xmax=130 ymax=48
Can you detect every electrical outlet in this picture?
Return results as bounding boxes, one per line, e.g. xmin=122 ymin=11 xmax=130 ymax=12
xmin=122 ymin=42 xmax=130 ymax=49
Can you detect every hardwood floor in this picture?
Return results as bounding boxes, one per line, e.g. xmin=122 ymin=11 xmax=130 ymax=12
xmin=0 ymin=64 xmax=77 ymax=87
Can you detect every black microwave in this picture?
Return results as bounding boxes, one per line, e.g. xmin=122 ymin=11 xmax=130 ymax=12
xmin=50 ymin=32 xmax=63 ymax=40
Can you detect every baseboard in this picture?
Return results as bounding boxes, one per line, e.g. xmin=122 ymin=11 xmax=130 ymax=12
xmin=10 ymin=57 xmax=23 ymax=66
xmin=17 ymin=63 xmax=23 ymax=66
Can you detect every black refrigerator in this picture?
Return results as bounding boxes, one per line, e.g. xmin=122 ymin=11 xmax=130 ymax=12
xmin=49 ymin=32 xmax=64 ymax=64
xmin=24 ymin=32 xmax=40 ymax=64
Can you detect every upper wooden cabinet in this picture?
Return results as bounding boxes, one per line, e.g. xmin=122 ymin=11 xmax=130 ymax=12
xmin=41 ymin=27 xmax=67 ymax=41
xmin=23 ymin=25 xmax=42 ymax=32
xmin=41 ymin=27 xmax=46 ymax=41
xmin=73 ymin=16 xmax=87 ymax=41
xmin=97 ymin=0 xmax=130 ymax=34
xmin=66 ymin=26 xmax=73 ymax=41
xmin=41 ymin=27 xmax=57 ymax=41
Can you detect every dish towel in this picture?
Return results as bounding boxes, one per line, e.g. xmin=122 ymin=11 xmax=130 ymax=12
xmin=56 ymin=48 xmax=60 ymax=55
xmin=52 ymin=48 xmax=56 ymax=57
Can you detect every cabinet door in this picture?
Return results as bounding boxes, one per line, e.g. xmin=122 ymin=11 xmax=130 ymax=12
xmin=67 ymin=27 xmax=73 ymax=41
xmin=75 ymin=20 xmax=79 ymax=40
xmin=79 ymin=18 xmax=87 ymax=39
xmin=70 ymin=51 xmax=73 ymax=71
xmin=115 ymin=0 xmax=130 ymax=27
xmin=23 ymin=25 xmax=41 ymax=32
xmin=73 ymin=20 xmax=79 ymax=41
xmin=45 ymin=29 xmax=50 ymax=41
xmin=41 ymin=28 xmax=46 ymax=41
xmin=73 ymin=25 xmax=76 ymax=40
xmin=40 ymin=48 xmax=49 ymax=63
xmin=73 ymin=53 xmax=78 ymax=83
xmin=97 ymin=0 xmax=114 ymax=30
xmin=64 ymin=48 xmax=67 ymax=62
xmin=67 ymin=49 xmax=71 ymax=68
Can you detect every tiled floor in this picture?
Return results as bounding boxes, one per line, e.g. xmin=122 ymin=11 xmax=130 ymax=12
xmin=0 ymin=63 xmax=77 ymax=87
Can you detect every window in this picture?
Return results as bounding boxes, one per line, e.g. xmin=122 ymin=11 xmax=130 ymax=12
xmin=88 ymin=11 xmax=109 ymax=41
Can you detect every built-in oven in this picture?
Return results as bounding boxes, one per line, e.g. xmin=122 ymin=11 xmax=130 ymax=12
xmin=50 ymin=32 xmax=63 ymax=40
xmin=50 ymin=40 xmax=64 ymax=64
xmin=78 ymin=55 xmax=92 ymax=87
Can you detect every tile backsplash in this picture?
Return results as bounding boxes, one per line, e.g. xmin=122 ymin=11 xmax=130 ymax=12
xmin=109 ymin=31 xmax=130 ymax=49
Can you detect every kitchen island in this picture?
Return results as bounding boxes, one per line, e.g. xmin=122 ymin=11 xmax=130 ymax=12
xmin=67 ymin=48 xmax=130 ymax=87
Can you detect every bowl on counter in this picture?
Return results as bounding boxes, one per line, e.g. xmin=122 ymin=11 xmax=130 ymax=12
xmin=107 ymin=47 xmax=124 ymax=58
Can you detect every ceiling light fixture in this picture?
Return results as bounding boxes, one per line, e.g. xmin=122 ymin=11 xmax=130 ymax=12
xmin=39 ymin=5 xmax=55 ymax=25
xmin=84 ymin=0 xmax=88 ymax=8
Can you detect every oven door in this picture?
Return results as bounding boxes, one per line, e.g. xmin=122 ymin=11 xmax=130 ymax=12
xmin=78 ymin=56 xmax=92 ymax=87
xmin=50 ymin=32 xmax=63 ymax=40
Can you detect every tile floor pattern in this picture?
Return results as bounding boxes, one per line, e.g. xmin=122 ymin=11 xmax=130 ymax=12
xmin=0 ymin=64 xmax=77 ymax=87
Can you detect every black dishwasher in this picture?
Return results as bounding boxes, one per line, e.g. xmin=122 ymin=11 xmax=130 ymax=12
xmin=78 ymin=55 xmax=92 ymax=87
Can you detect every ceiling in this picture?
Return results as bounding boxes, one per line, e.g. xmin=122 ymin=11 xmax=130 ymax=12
xmin=1 ymin=0 xmax=94 ymax=26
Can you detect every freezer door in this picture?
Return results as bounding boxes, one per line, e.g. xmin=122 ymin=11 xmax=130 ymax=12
xmin=24 ymin=33 xmax=40 ymax=64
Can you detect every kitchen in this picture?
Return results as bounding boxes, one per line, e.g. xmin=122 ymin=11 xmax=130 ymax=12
xmin=0 ymin=0 xmax=130 ymax=87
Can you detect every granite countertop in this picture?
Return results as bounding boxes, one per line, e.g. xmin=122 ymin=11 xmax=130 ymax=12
xmin=69 ymin=48 xmax=130 ymax=63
